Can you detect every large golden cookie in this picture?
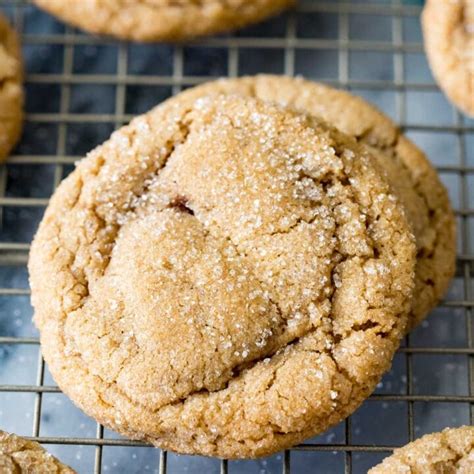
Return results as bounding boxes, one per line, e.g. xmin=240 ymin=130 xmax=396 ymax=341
xmin=29 ymin=93 xmax=416 ymax=458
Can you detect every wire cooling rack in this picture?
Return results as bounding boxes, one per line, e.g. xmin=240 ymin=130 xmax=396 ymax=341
xmin=0 ymin=0 xmax=472 ymax=473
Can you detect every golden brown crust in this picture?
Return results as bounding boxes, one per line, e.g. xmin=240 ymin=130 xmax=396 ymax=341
xmin=29 ymin=94 xmax=416 ymax=458
xmin=422 ymin=0 xmax=474 ymax=117
xmin=369 ymin=426 xmax=474 ymax=474
xmin=175 ymin=75 xmax=456 ymax=331
xmin=0 ymin=430 xmax=75 ymax=473
xmin=32 ymin=0 xmax=294 ymax=42
xmin=0 ymin=14 xmax=23 ymax=162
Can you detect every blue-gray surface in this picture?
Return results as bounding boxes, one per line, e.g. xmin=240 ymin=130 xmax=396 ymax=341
xmin=0 ymin=0 xmax=473 ymax=473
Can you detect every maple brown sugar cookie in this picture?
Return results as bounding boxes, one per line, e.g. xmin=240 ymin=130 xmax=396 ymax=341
xmin=422 ymin=0 xmax=474 ymax=117
xmin=32 ymin=0 xmax=294 ymax=42
xmin=29 ymin=94 xmax=416 ymax=458
xmin=177 ymin=75 xmax=456 ymax=332
xmin=0 ymin=14 xmax=23 ymax=162
xmin=0 ymin=430 xmax=75 ymax=473
xmin=369 ymin=426 xmax=474 ymax=474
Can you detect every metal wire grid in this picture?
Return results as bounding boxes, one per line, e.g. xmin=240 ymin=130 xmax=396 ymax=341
xmin=0 ymin=0 xmax=472 ymax=472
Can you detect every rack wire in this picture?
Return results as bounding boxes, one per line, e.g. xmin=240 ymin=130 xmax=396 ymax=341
xmin=0 ymin=0 xmax=472 ymax=472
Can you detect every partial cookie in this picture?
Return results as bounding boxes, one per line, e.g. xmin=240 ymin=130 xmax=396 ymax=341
xmin=33 ymin=0 xmax=294 ymax=42
xmin=29 ymin=95 xmax=416 ymax=458
xmin=0 ymin=14 xmax=23 ymax=162
xmin=422 ymin=0 xmax=474 ymax=117
xmin=369 ymin=426 xmax=474 ymax=473
xmin=0 ymin=429 xmax=75 ymax=473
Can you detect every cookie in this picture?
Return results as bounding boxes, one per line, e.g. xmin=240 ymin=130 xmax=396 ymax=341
xmin=32 ymin=0 xmax=294 ymax=42
xmin=0 ymin=429 xmax=75 ymax=473
xmin=422 ymin=0 xmax=474 ymax=117
xmin=0 ymin=14 xmax=23 ymax=162
xmin=29 ymin=94 xmax=416 ymax=458
xmin=369 ymin=426 xmax=474 ymax=473
xmin=178 ymin=75 xmax=456 ymax=331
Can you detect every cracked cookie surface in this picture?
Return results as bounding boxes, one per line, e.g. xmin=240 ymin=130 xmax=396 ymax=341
xmin=0 ymin=430 xmax=75 ymax=473
xmin=29 ymin=94 xmax=415 ymax=458
xmin=0 ymin=14 xmax=22 ymax=162
xmin=422 ymin=0 xmax=474 ymax=117
xmin=369 ymin=426 xmax=474 ymax=473
xmin=32 ymin=0 xmax=294 ymax=42
xmin=179 ymin=75 xmax=456 ymax=331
